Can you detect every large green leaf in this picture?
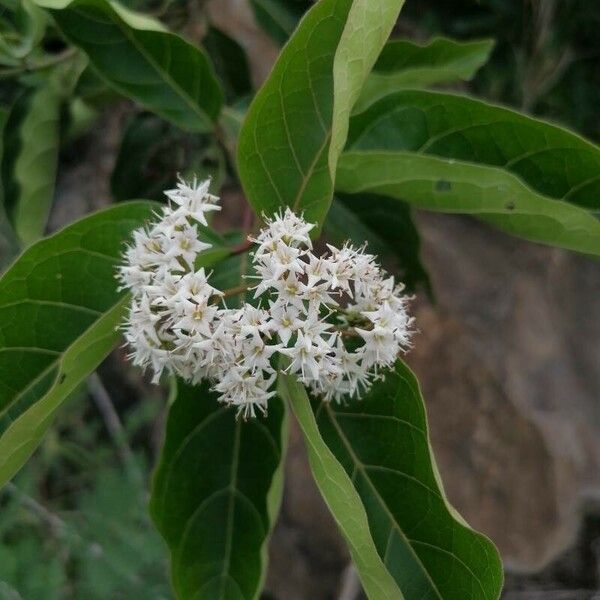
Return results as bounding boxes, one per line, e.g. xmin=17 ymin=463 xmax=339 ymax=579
xmin=0 ymin=202 xmax=158 ymax=487
xmin=336 ymin=151 xmax=600 ymax=256
xmin=355 ymin=37 xmax=494 ymax=112
xmin=347 ymin=89 xmax=600 ymax=211
xmin=36 ymin=0 xmax=223 ymax=132
xmin=278 ymin=373 xmax=403 ymax=600
xmin=324 ymin=195 xmax=431 ymax=295
xmin=281 ymin=362 xmax=504 ymax=599
xmin=2 ymin=81 xmax=61 ymax=246
xmin=150 ymin=380 xmax=288 ymax=600
xmin=237 ymin=0 xmax=405 ymax=226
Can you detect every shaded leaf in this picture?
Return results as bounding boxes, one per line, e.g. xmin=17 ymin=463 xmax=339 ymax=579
xmin=347 ymin=89 xmax=600 ymax=211
xmin=63 ymin=96 xmax=99 ymax=142
xmin=324 ymin=195 xmax=432 ymax=296
xmin=0 ymin=107 xmax=19 ymax=270
xmin=238 ymin=0 xmax=405 ymax=227
xmin=249 ymin=0 xmax=311 ymax=45
xmin=355 ymin=37 xmax=494 ymax=112
xmin=150 ymin=379 xmax=288 ymax=600
xmin=0 ymin=202 xmax=158 ymax=487
xmin=111 ymin=113 xmax=183 ymax=202
xmin=281 ymin=361 xmax=504 ymax=599
xmin=204 ymin=26 xmax=252 ymax=101
xmin=2 ymin=80 xmax=61 ymax=245
xmin=73 ymin=65 xmax=118 ymax=108
xmin=37 ymin=0 xmax=223 ymax=132
xmin=111 ymin=112 xmax=226 ymax=203
xmin=0 ymin=0 xmax=47 ymax=63
xmin=336 ymin=151 xmax=600 ymax=256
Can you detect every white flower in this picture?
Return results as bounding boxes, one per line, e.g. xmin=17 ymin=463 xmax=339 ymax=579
xmin=285 ymin=330 xmax=326 ymax=380
xmin=172 ymin=299 xmax=218 ymax=337
xmin=165 ymin=176 xmax=221 ymax=226
xmin=243 ymin=334 xmax=281 ymax=372
xmin=118 ymin=178 xmax=414 ymax=418
xmin=251 ymin=207 xmax=314 ymax=249
xmin=268 ymin=301 xmax=302 ymax=345
xmin=168 ymin=224 xmax=211 ymax=269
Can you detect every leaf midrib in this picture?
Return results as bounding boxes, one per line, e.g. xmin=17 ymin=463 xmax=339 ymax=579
xmin=0 ymin=295 xmax=127 ymax=417
xmin=68 ymin=5 xmax=214 ymax=129
xmin=323 ymin=399 xmax=491 ymax=600
xmin=219 ymin=419 xmax=241 ymax=599
xmin=292 ymin=130 xmax=331 ymax=212
xmin=322 ymin=401 xmax=444 ymax=599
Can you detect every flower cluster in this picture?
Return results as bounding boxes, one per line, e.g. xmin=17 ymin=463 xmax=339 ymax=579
xmin=118 ymin=178 xmax=414 ymax=418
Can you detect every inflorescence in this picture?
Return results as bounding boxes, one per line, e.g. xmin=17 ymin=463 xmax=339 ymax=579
xmin=118 ymin=178 xmax=414 ymax=418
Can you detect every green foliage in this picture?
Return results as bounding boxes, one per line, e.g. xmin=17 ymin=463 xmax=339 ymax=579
xmin=347 ymin=89 xmax=600 ymax=211
xmin=338 ymin=88 xmax=600 ymax=256
xmin=111 ymin=112 xmax=181 ymax=202
xmin=248 ymin=0 xmax=312 ymax=45
xmin=0 ymin=386 xmax=171 ymax=599
xmin=280 ymin=361 xmax=504 ymax=599
xmin=0 ymin=0 xmax=47 ymax=64
xmin=72 ymin=465 xmax=170 ymax=598
xmin=36 ymin=0 xmax=223 ymax=132
xmin=406 ymin=1 xmax=600 ymax=141
xmin=203 ymin=26 xmax=252 ymax=102
xmin=278 ymin=372 xmax=404 ymax=600
xmin=238 ymin=0 xmax=405 ymax=226
xmin=336 ymin=151 xmax=600 ymax=257
xmin=355 ymin=37 xmax=494 ymax=112
xmin=1 ymin=0 xmax=599 ymax=598
xmin=111 ymin=113 xmax=226 ymax=203
xmin=2 ymin=78 xmax=60 ymax=245
xmin=150 ymin=379 xmax=287 ymax=600
xmin=0 ymin=202 xmax=157 ymax=487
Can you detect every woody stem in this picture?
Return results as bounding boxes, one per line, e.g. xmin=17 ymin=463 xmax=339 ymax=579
xmin=222 ymin=284 xmax=251 ymax=299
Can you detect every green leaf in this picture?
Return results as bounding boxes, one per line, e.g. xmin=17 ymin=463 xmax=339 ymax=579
xmin=355 ymin=37 xmax=494 ymax=112
xmin=324 ymin=195 xmax=432 ymax=295
xmin=74 ymin=65 xmax=118 ymax=108
xmin=0 ymin=108 xmax=20 ymax=269
xmin=203 ymin=26 xmax=252 ymax=101
xmin=150 ymin=379 xmax=288 ymax=600
xmin=248 ymin=0 xmax=311 ymax=45
xmin=111 ymin=113 xmax=183 ymax=202
xmin=0 ymin=202 xmax=157 ymax=487
xmin=237 ymin=0 xmax=405 ymax=227
xmin=111 ymin=112 xmax=226 ymax=203
xmin=36 ymin=0 xmax=223 ymax=132
xmin=336 ymin=151 xmax=600 ymax=256
xmin=278 ymin=373 xmax=404 ymax=600
xmin=0 ymin=0 xmax=47 ymax=61
xmin=0 ymin=301 xmax=126 ymax=488
xmin=347 ymin=89 xmax=600 ymax=211
xmin=2 ymin=81 xmax=61 ymax=246
xmin=281 ymin=362 xmax=504 ymax=599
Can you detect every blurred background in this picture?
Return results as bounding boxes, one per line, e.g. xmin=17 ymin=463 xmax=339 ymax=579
xmin=0 ymin=0 xmax=599 ymax=598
